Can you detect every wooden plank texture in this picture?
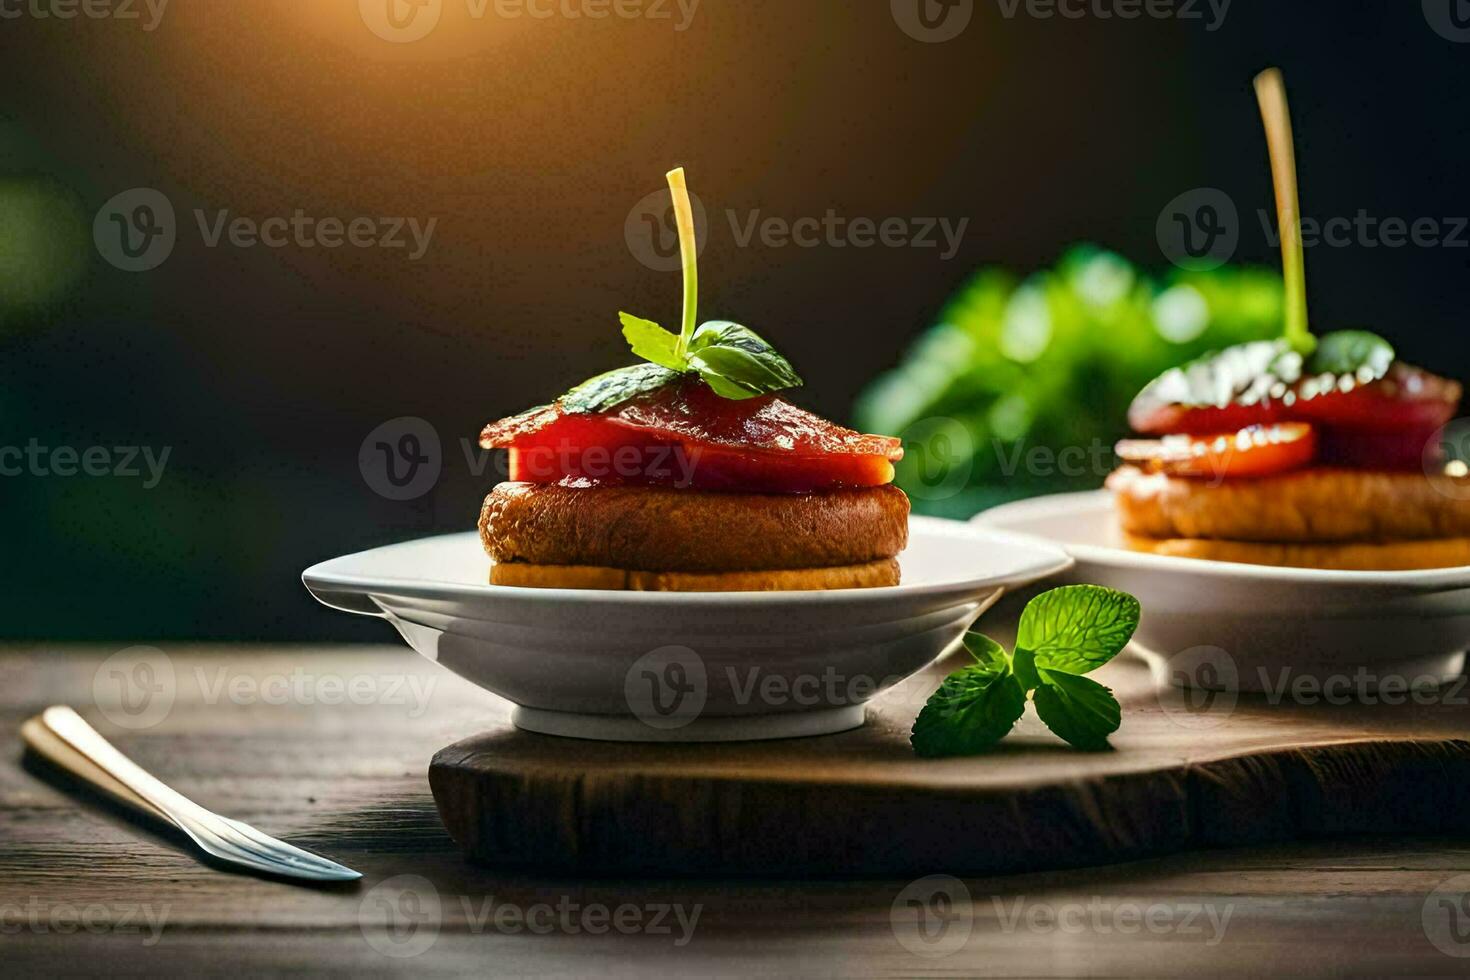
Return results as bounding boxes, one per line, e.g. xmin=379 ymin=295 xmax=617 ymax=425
xmin=4 ymin=645 xmax=1470 ymax=977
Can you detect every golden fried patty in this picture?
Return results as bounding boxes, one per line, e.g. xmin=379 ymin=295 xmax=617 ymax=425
xmin=1108 ymin=465 xmax=1470 ymax=543
xmin=1120 ymin=532 xmax=1470 ymax=571
xmin=490 ymin=558 xmax=900 ymax=591
xmin=480 ymin=482 xmax=909 ymax=573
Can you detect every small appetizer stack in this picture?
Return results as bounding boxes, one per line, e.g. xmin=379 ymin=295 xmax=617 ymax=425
xmin=1108 ymin=70 xmax=1470 ymax=570
xmin=478 ymin=169 xmax=909 ymax=591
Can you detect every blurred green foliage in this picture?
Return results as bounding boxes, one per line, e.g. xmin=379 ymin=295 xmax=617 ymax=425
xmin=853 ymin=246 xmax=1284 ymax=516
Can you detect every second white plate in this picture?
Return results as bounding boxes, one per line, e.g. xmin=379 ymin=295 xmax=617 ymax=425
xmin=977 ymin=491 xmax=1470 ymax=692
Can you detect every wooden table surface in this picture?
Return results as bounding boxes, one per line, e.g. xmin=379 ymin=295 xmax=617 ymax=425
xmin=6 ymin=644 xmax=1470 ymax=977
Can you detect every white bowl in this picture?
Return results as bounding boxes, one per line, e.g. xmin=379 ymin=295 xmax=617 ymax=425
xmin=302 ymin=516 xmax=1072 ymax=741
xmin=977 ymin=490 xmax=1470 ymax=692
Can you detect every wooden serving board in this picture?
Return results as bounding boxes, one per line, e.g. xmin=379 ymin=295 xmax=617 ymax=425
xmin=430 ymin=628 xmax=1470 ymax=876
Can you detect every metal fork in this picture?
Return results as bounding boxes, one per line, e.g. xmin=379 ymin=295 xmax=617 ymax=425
xmin=23 ymin=706 xmax=361 ymax=882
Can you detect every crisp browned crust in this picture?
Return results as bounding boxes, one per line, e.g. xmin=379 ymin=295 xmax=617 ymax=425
xmin=1120 ymin=533 xmax=1470 ymax=571
xmin=1108 ymin=465 xmax=1470 ymax=543
xmin=479 ymin=482 xmax=910 ymax=573
xmin=490 ymin=559 xmax=901 ymax=591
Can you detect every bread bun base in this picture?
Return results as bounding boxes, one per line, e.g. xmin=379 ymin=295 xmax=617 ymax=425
xmin=1121 ymin=533 xmax=1470 ymax=570
xmin=490 ymin=558 xmax=901 ymax=591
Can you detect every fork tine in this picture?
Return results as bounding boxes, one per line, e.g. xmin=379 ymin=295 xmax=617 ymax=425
xmin=216 ymin=817 xmax=361 ymax=878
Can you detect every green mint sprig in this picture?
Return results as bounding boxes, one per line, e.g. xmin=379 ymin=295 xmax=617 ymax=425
xmin=910 ymin=585 xmax=1140 ymax=757
xmin=559 ymin=168 xmax=802 ymax=415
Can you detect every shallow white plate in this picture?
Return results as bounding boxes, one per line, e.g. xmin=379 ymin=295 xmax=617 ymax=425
xmin=302 ymin=516 xmax=1072 ymax=741
xmin=977 ymin=490 xmax=1470 ymax=691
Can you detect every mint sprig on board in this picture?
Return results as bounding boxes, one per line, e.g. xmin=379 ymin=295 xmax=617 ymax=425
xmin=910 ymin=585 xmax=1140 ymax=757
xmin=559 ymin=168 xmax=802 ymax=415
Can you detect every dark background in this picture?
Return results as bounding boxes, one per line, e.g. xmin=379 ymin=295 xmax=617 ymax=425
xmin=2 ymin=0 xmax=1466 ymax=640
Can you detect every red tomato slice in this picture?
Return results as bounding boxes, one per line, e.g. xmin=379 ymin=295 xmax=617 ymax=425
xmin=484 ymin=378 xmax=902 ymax=492
xmin=1291 ymin=362 xmax=1460 ymax=433
xmin=1316 ymin=424 xmax=1442 ymax=471
xmin=1131 ymin=363 xmax=1460 ymax=439
xmin=1116 ymin=423 xmax=1317 ymax=479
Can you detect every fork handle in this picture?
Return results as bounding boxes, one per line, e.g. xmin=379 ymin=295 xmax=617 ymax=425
xmin=21 ymin=714 xmax=170 ymax=824
xmin=30 ymin=706 xmax=221 ymax=832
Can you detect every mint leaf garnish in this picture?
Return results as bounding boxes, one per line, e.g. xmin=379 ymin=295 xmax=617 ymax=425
xmin=686 ymin=321 xmax=804 ymax=400
xmin=560 ymin=363 xmax=681 ymax=415
xmin=1309 ymin=329 xmax=1394 ymax=380
xmin=619 ymin=313 xmax=685 ymax=371
xmin=1016 ymin=584 xmax=1140 ymax=675
xmin=910 ymin=659 xmax=1026 ymax=759
xmin=909 ymin=585 xmax=1140 ymax=758
xmin=580 ymin=169 xmax=803 ymax=411
xmin=1031 ymin=669 xmax=1121 ymax=752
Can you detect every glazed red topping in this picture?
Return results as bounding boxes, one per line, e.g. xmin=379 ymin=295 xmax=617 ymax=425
xmin=481 ymin=377 xmax=902 ymax=493
xmin=1128 ymin=362 xmax=1460 ymax=474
